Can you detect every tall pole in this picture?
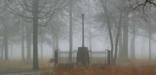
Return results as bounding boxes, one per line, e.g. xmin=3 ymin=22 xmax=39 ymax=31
xmin=82 ymin=14 xmax=85 ymax=47
xmin=69 ymin=0 xmax=73 ymax=63
xmin=149 ymin=19 xmax=152 ymax=61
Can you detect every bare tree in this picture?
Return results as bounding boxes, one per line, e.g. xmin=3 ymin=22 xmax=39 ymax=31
xmin=69 ymin=0 xmax=73 ymax=63
xmin=100 ymin=0 xmax=114 ymax=64
xmin=6 ymin=0 xmax=70 ymax=70
xmin=130 ymin=24 xmax=136 ymax=59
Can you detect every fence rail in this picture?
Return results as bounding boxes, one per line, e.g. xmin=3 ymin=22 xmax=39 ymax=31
xmin=58 ymin=50 xmax=110 ymax=64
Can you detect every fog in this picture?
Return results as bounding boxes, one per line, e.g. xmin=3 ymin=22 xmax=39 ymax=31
xmin=1 ymin=0 xmax=156 ymax=73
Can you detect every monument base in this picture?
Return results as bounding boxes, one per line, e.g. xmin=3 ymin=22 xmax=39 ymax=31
xmin=77 ymin=47 xmax=89 ymax=66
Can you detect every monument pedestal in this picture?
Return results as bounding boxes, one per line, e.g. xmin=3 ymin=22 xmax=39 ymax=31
xmin=77 ymin=47 xmax=89 ymax=66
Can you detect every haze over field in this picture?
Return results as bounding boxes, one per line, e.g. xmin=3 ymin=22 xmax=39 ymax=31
xmin=1 ymin=0 xmax=156 ymax=74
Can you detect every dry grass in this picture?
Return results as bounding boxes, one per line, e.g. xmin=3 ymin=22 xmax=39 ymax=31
xmin=0 ymin=60 xmax=31 ymax=73
xmin=2 ymin=59 xmax=156 ymax=75
xmin=52 ymin=65 xmax=156 ymax=75
xmin=48 ymin=60 xmax=156 ymax=75
xmin=0 ymin=59 xmax=53 ymax=73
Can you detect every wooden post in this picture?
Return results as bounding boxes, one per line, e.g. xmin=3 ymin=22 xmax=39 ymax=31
xmin=54 ymin=49 xmax=58 ymax=65
xmin=107 ymin=50 xmax=111 ymax=64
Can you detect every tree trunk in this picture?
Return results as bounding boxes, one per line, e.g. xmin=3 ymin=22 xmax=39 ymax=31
xmin=3 ymin=26 xmax=8 ymax=61
xmin=1 ymin=41 xmax=4 ymax=60
xmin=118 ymin=31 xmax=123 ymax=61
xmin=119 ymin=11 xmax=128 ymax=62
xmin=40 ymin=40 xmax=43 ymax=61
xmin=69 ymin=0 xmax=73 ymax=63
xmin=53 ymin=34 xmax=59 ymax=65
xmin=120 ymin=11 xmax=129 ymax=62
xmin=4 ymin=34 xmax=8 ymax=60
xmin=9 ymin=44 xmax=13 ymax=58
xmin=26 ymin=29 xmax=31 ymax=63
xmin=148 ymin=22 xmax=152 ymax=61
xmin=130 ymin=24 xmax=136 ymax=60
xmin=21 ymin=25 xmax=25 ymax=62
xmin=102 ymin=0 xmax=114 ymax=64
xmin=32 ymin=0 xmax=39 ymax=70
xmin=89 ymin=29 xmax=92 ymax=62
xmin=114 ymin=12 xmax=122 ymax=64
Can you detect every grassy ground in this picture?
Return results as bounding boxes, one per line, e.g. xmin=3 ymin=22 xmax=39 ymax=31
xmin=53 ymin=60 xmax=156 ymax=75
xmin=1 ymin=59 xmax=156 ymax=75
xmin=0 ymin=59 xmax=53 ymax=74
xmin=53 ymin=65 xmax=156 ymax=75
